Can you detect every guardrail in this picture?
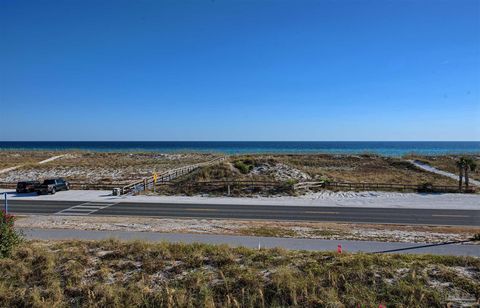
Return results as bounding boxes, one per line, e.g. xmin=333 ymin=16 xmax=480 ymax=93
xmin=120 ymin=156 xmax=226 ymax=195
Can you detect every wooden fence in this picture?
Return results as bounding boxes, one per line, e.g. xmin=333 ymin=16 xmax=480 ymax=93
xmin=163 ymin=180 xmax=285 ymax=189
xmin=157 ymin=180 xmax=291 ymax=195
xmin=295 ymin=181 xmax=468 ymax=193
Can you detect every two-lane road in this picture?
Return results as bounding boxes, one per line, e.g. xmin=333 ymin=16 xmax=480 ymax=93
xmin=7 ymin=199 xmax=480 ymax=226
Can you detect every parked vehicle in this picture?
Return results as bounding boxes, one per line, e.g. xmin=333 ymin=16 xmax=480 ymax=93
xmin=16 ymin=180 xmax=40 ymax=193
xmin=35 ymin=178 xmax=70 ymax=195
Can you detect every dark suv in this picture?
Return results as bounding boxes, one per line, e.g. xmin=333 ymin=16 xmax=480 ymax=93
xmin=35 ymin=178 xmax=70 ymax=195
xmin=16 ymin=180 xmax=40 ymax=193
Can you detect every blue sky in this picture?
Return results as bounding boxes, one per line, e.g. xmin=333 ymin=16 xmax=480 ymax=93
xmin=0 ymin=0 xmax=479 ymax=141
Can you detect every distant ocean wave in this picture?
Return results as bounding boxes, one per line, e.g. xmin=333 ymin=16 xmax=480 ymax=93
xmin=0 ymin=141 xmax=479 ymax=156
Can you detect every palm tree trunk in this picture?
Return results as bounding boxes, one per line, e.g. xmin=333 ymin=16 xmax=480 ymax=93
xmin=458 ymin=167 xmax=463 ymax=191
xmin=464 ymin=166 xmax=469 ymax=189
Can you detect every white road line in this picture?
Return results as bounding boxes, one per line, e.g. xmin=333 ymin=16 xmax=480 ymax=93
xmin=70 ymin=205 xmax=108 ymax=209
xmin=56 ymin=212 xmax=91 ymax=216
xmin=432 ymin=214 xmax=470 ymax=218
xmin=61 ymin=208 xmax=98 ymax=212
xmin=303 ymin=211 xmax=339 ymax=215
xmin=55 ymin=202 xmax=117 ymax=216
xmin=83 ymin=203 xmax=114 ymax=206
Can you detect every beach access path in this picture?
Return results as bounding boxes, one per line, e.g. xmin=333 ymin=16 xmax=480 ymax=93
xmin=410 ymin=159 xmax=480 ymax=187
xmin=0 ymin=154 xmax=65 ymax=174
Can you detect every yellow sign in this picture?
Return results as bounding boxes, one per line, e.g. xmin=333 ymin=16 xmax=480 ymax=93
xmin=153 ymin=172 xmax=158 ymax=183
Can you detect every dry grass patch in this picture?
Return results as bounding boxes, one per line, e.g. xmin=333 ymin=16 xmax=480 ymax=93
xmin=0 ymin=151 xmax=57 ymax=169
xmin=0 ymin=240 xmax=478 ymax=307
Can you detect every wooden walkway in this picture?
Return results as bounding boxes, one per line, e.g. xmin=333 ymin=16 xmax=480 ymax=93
xmin=120 ymin=157 xmax=226 ymax=195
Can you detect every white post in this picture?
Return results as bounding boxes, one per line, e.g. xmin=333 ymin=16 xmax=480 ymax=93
xmin=4 ymin=192 xmax=8 ymax=214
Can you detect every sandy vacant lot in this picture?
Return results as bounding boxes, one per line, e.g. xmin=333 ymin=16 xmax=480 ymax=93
xmin=15 ymin=215 xmax=480 ymax=244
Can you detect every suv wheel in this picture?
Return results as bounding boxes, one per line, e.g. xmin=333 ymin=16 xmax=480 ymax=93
xmin=51 ymin=188 xmax=56 ymax=194
xmin=66 ymin=184 xmax=70 ymax=191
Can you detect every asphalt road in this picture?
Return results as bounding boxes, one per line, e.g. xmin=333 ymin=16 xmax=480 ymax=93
xmin=7 ymin=199 xmax=480 ymax=226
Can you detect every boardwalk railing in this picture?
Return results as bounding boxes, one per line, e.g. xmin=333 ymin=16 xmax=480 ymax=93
xmin=120 ymin=157 xmax=226 ymax=195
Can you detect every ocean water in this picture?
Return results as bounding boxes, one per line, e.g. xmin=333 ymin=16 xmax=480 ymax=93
xmin=0 ymin=141 xmax=479 ymax=156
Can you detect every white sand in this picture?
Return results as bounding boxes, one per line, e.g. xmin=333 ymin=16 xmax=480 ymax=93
xmin=1 ymin=188 xmax=479 ymax=210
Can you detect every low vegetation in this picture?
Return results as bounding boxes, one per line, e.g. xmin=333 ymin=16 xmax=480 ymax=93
xmin=0 ymin=211 xmax=23 ymax=258
xmin=155 ymin=160 xmax=295 ymax=196
xmin=275 ymin=154 xmax=459 ymax=186
xmin=0 ymin=240 xmax=478 ymax=307
xmin=149 ymin=154 xmax=468 ymax=196
xmin=0 ymin=151 xmax=54 ymax=169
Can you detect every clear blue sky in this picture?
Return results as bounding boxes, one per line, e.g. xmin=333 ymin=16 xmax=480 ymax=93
xmin=1 ymin=0 xmax=479 ymax=141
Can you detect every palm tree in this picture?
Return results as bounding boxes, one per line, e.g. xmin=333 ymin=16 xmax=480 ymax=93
xmin=463 ymin=158 xmax=477 ymax=190
xmin=456 ymin=158 xmax=466 ymax=191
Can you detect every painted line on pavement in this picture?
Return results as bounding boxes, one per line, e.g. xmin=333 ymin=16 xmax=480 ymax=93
xmin=184 ymin=208 xmax=216 ymax=211
xmin=432 ymin=214 xmax=470 ymax=218
xmin=56 ymin=202 xmax=116 ymax=216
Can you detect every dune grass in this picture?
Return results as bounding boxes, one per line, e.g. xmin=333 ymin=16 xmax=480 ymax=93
xmin=273 ymin=154 xmax=460 ymax=186
xmin=0 ymin=151 xmax=55 ymax=169
xmin=0 ymin=240 xmax=478 ymax=307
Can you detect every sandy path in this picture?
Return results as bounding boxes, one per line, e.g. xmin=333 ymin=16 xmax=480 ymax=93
xmin=410 ymin=160 xmax=480 ymax=186
xmin=37 ymin=155 xmax=65 ymax=164
xmin=0 ymin=165 xmax=22 ymax=174
xmin=0 ymin=154 xmax=66 ymax=175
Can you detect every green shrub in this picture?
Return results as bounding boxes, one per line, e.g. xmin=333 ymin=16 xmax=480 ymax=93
xmin=0 ymin=210 xmax=23 ymax=258
xmin=234 ymin=160 xmax=253 ymax=174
